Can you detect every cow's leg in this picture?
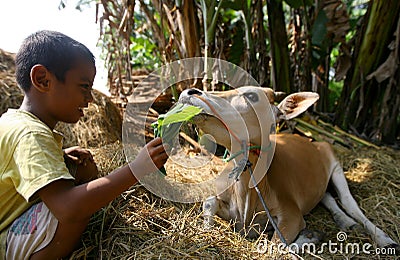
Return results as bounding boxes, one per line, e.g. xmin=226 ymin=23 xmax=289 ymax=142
xmin=321 ymin=192 xmax=358 ymax=230
xmin=272 ymin=209 xmax=306 ymax=245
xmin=203 ymin=196 xmax=219 ymax=228
xmin=274 ymin=210 xmax=323 ymax=250
xmin=203 ymin=196 xmax=232 ymax=228
xmin=330 ymin=161 xmax=399 ymax=249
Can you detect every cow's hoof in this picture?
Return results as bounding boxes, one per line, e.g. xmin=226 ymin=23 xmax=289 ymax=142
xmin=294 ymin=229 xmax=324 ymax=246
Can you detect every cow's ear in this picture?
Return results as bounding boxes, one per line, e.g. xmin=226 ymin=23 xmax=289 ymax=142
xmin=277 ymin=92 xmax=319 ymax=120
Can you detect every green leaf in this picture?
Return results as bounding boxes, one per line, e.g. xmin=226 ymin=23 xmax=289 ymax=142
xmin=162 ymin=106 xmax=203 ymax=125
xmin=304 ymin=0 xmax=313 ymax=6
xmin=151 ymin=104 xmax=203 ymax=177
xmin=152 ymin=104 xmax=202 ymax=138
xmin=221 ymin=0 xmax=242 ymax=11
xmin=227 ymin=21 xmax=245 ymax=65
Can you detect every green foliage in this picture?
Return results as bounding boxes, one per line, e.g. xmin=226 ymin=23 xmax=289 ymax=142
xmin=311 ymin=10 xmax=329 ymax=68
xmin=151 ymin=103 xmax=202 ymax=176
xmin=228 ymin=30 xmax=245 ymax=65
xmin=328 ymin=79 xmax=343 ymax=111
xmin=85 ymin=0 xmax=372 ymax=115
xmin=311 ymin=10 xmax=328 ymax=48
xmin=130 ymin=34 xmax=160 ymax=70
xmin=152 ymin=103 xmax=202 ymax=141
xmin=326 ymin=0 xmax=369 ymax=111
xmin=221 ymin=0 xmax=243 ymax=11
xmin=225 ymin=14 xmax=245 ymax=65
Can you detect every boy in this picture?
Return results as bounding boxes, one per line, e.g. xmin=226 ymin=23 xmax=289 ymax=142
xmin=0 ymin=30 xmax=168 ymax=259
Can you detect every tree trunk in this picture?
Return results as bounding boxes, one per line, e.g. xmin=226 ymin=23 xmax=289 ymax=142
xmin=266 ymin=0 xmax=293 ymax=93
xmin=335 ymin=0 xmax=400 ymax=144
xmin=182 ymin=1 xmax=201 ymax=58
xmin=251 ymin=0 xmax=270 ymax=87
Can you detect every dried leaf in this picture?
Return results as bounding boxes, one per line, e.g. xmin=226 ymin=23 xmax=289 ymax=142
xmin=366 ymin=50 xmax=397 ymax=83
xmin=323 ymin=0 xmax=350 ymax=44
xmin=334 ymin=43 xmax=352 ymax=81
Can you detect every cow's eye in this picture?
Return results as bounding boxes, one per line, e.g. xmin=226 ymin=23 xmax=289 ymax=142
xmin=243 ymin=92 xmax=259 ymax=103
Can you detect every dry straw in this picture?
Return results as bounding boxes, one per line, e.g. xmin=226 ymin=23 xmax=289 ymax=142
xmin=71 ymin=142 xmax=399 ymax=260
xmin=0 ymin=49 xmax=23 ymax=115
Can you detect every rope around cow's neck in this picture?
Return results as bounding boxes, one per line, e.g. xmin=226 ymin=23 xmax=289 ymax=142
xmin=192 ymin=94 xmax=289 ymax=249
xmin=223 ymin=143 xmax=272 ymax=162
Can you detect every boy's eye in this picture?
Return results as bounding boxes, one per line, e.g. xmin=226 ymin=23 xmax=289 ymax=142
xmin=80 ymin=84 xmax=90 ymax=89
xmin=80 ymin=84 xmax=93 ymax=92
xmin=79 ymin=84 xmax=93 ymax=97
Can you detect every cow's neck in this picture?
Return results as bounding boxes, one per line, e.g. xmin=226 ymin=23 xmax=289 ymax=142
xmin=229 ymin=151 xmax=267 ymax=225
xmin=236 ymin=152 xmax=263 ymax=185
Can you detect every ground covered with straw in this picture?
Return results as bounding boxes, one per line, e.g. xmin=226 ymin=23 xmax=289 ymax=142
xmin=0 ymin=49 xmax=399 ymax=259
xmin=69 ymin=141 xmax=399 ymax=260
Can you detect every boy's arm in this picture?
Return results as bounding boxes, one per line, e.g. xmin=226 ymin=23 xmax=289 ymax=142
xmin=36 ymin=137 xmax=168 ymax=223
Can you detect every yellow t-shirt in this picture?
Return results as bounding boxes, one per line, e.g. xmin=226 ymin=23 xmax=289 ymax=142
xmin=0 ymin=109 xmax=75 ymax=257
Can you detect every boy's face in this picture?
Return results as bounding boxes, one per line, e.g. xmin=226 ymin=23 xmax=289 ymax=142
xmin=47 ymin=59 xmax=96 ymax=125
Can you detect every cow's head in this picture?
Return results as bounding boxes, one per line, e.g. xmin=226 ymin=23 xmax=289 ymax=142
xmin=178 ymin=86 xmax=319 ymax=187
xmin=178 ymin=86 xmax=319 ymax=148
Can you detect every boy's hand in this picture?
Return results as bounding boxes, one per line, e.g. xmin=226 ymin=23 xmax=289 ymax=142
xmin=63 ymin=146 xmax=94 ymax=166
xmin=128 ymin=137 xmax=169 ymax=179
xmin=63 ymin=146 xmax=98 ymax=185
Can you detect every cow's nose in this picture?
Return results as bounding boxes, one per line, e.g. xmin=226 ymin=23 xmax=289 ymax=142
xmin=187 ymin=88 xmax=203 ymax=96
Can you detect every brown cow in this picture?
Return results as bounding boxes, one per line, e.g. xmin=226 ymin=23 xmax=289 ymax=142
xmin=178 ymin=86 xmax=399 ymax=252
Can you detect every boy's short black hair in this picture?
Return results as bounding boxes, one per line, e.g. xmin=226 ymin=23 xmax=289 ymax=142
xmin=15 ymin=30 xmax=95 ymax=92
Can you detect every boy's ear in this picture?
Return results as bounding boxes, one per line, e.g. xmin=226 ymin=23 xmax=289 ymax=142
xmin=30 ymin=64 xmax=51 ymax=92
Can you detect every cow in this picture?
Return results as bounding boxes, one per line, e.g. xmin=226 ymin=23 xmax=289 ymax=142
xmin=177 ymin=86 xmax=399 ymax=252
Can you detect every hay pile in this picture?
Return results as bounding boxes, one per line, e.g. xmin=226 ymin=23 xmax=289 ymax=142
xmin=0 ymin=48 xmax=122 ymax=148
xmin=0 ymin=49 xmax=23 ymax=115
